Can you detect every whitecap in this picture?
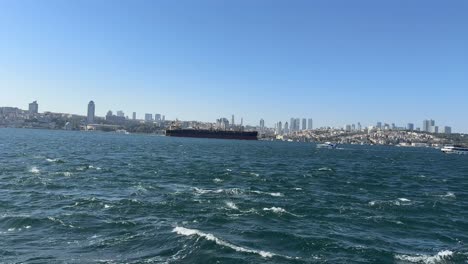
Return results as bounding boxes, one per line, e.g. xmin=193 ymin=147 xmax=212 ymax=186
xmin=225 ymin=201 xmax=239 ymax=210
xmin=263 ymin=207 xmax=287 ymax=214
xmin=440 ymin=192 xmax=456 ymax=199
xmin=398 ymin=198 xmax=411 ymax=202
xmin=395 ymin=250 xmax=454 ymax=263
xmin=249 ymin=172 xmax=260 ymax=177
xmin=213 ymin=178 xmax=223 ymax=183
xmin=173 ymin=226 xmax=276 ymax=258
xmin=62 ymin=172 xmax=72 ymax=177
xmin=294 ymin=188 xmax=302 ymax=191
xmin=46 ymin=158 xmax=57 ymax=162
xmin=318 ymin=167 xmax=333 ymax=171
xmin=226 ymin=169 xmax=232 ymax=172
xmin=104 ymin=204 xmax=112 ymax=209
xmin=250 ymin=190 xmax=283 ymax=197
xmin=29 ymin=167 xmax=40 ymax=174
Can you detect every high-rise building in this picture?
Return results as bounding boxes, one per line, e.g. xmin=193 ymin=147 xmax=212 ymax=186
xmin=155 ymin=114 xmax=161 ymax=121
xmin=29 ymin=101 xmax=38 ymax=114
xmin=162 ymin=115 xmax=165 ymax=121
xmin=407 ymin=123 xmax=414 ymax=131
xmin=231 ymin=115 xmax=235 ymax=126
xmin=284 ymin=122 xmax=289 ymax=134
xmin=145 ymin=113 xmax=153 ymax=121
xmin=376 ymin=122 xmax=382 ymax=129
xmin=290 ymin=118 xmax=295 ymax=132
xmin=276 ymin=121 xmax=282 ymax=135
xmin=117 ymin=110 xmax=124 ymax=117
xmin=443 ymin=126 xmax=452 ymax=134
xmin=302 ymin=118 xmax=306 ymax=130
xmin=259 ymin=119 xmax=265 ymax=133
xmin=357 ymin=122 xmax=362 ymax=131
xmin=132 ymin=112 xmax=136 ymax=120
xmin=87 ymin=101 xmax=95 ymax=123
xmin=307 ymin=118 xmax=313 ymax=130
xmin=295 ymin=118 xmax=300 ymax=131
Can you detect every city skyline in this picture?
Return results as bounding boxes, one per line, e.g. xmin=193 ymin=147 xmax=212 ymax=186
xmin=1 ymin=1 xmax=467 ymax=132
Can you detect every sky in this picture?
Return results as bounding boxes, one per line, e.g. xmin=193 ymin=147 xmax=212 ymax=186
xmin=0 ymin=0 xmax=467 ymax=132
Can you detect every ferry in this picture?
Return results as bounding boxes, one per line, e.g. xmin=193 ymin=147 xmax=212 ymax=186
xmin=316 ymin=142 xmax=338 ymax=149
xmin=441 ymin=145 xmax=468 ymax=155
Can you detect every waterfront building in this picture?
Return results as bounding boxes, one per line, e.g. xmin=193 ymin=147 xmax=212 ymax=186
xmin=302 ymin=118 xmax=306 ymax=130
xmin=407 ymin=123 xmax=414 ymax=131
xmin=29 ymin=101 xmax=38 ymax=114
xmin=87 ymin=101 xmax=95 ymax=123
xmin=443 ymin=126 xmax=452 ymax=134
xmin=307 ymin=118 xmax=313 ymax=130
xmin=259 ymin=119 xmax=265 ymax=133
xmin=132 ymin=112 xmax=136 ymax=120
xmin=284 ymin=122 xmax=289 ymax=134
xmin=276 ymin=121 xmax=282 ymax=135
xmin=145 ymin=113 xmax=153 ymax=121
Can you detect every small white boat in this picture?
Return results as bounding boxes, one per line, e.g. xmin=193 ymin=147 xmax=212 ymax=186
xmin=316 ymin=142 xmax=338 ymax=149
xmin=441 ymin=145 xmax=468 ymax=155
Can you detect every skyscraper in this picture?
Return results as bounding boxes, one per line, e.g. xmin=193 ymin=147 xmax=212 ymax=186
xmin=259 ymin=119 xmax=265 ymax=133
xmin=155 ymin=114 xmax=161 ymax=121
xmin=145 ymin=113 xmax=153 ymax=121
xmin=132 ymin=112 xmax=136 ymax=120
xmin=276 ymin=121 xmax=282 ymax=135
xmin=29 ymin=101 xmax=38 ymax=114
xmin=290 ymin=118 xmax=295 ymax=132
xmin=302 ymin=118 xmax=306 ymax=130
xmin=307 ymin=118 xmax=313 ymax=130
xmin=295 ymin=118 xmax=300 ymax=131
xmin=116 ymin=110 xmax=124 ymax=117
xmin=376 ymin=122 xmax=382 ymax=129
xmin=407 ymin=123 xmax=414 ymax=131
xmin=87 ymin=101 xmax=95 ymax=123
xmin=231 ymin=115 xmax=235 ymax=126
xmin=284 ymin=122 xmax=289 ymax=134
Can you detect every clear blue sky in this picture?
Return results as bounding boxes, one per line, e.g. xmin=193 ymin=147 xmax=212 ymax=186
xmin=1 ymin=0 xmax=467 ymax=132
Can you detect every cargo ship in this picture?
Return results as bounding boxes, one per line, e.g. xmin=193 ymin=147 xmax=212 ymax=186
xmin=165 ymin=129 xmax=258 ymax=140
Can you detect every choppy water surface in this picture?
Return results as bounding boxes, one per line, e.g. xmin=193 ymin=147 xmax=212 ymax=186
xmin=1 ymin=128 xmax=467 ymax=263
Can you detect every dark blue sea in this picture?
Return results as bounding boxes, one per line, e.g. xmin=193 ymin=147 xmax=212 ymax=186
xmin=1 ymin=128 xmax=467 ymax=263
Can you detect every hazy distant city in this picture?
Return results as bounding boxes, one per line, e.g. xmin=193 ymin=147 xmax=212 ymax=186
xmin=1 ymin=100 xmax=465 ymax=147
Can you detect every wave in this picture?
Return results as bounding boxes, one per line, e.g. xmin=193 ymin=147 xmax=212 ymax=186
xmin=250 ymin=190 xmax=283 ymax=197
xmin=225 ymin=201 xmax=239 ymax=210
xmin=29 ymin=167 xmax=40 ymax=174
xmin=213 ymin=178 xmax=223 ymax=183
xmin=193 ymin=188 xmax=283 ymax=198
xmin=263 ymin=207 xmax=300 ymax=217
xmin=318 ymin=167 xmax=334 ymax=171
xmin=395 ymin=250 xmax=453 ymax=263
xmin=369 ymin=198 xmax=414 ymax=207
xmin=437 ymin=192 xmax=456 ymax=199
xmin=46 ymin=158 xmax=64 ymax=163
xmin=173 ymin=226 xmax=276 ymax=258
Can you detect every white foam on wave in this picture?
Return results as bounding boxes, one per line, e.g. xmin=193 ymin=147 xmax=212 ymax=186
xmin=395 ymin=250 xmax=454 ymax=263
xmin=225 ymin=201 xmax=239 ymax=210
xmin=398 ymin=198 xmax=411 ymax=202
xmin=173 ymin=226 xmax=275 ymax=258
xmin=318 ymin=167 xmax=333 ymax=171
xmin=263 ymin=207 xmax=287 ymax=214
xmin=29 ymin=167 xmax=40 ymax=174
xmin=213 ymin=178 xmax=223 ymax=183
xmin=249 ymin=172 xmax=260 ymax=177
xmin=194 ymin=187 xmax=224 ymax=195
xmin=46 ymin=158 xmax=57 ymax=162
xmin=251 ymin=190 xmax=283 ymax=197
xmin=440 ymin=192 xmax=456 ymax=199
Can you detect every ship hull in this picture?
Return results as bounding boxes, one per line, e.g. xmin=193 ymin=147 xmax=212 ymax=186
xmin=166 ymin=129 xmax=258 ymax=140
